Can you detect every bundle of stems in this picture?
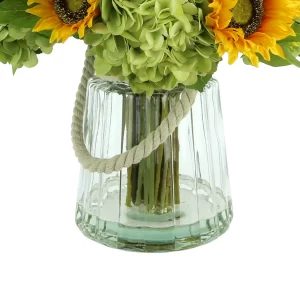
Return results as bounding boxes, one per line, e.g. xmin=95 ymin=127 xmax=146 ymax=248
xmin=123 ymin=91 xmax=181 ymax=214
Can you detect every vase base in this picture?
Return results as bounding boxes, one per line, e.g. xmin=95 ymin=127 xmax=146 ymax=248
xmin=75 ymin=175 xmax=233 ymax=252
xmin=75 ymin=204 xmax=233 ymax=252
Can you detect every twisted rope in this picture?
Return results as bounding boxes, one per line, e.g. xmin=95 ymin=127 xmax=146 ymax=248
xmin=71 ymin=54 xmax=198 ymax=174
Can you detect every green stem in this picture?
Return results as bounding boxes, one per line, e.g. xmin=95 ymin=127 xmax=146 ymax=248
xmin=136 ymin=160 xmax=144 ymax=206
xmin=155 ymin=96 xmax=167 ymax=208
xmin=159 ymin=143 xmax=170 ymax=210
xmin=136 ymin=95 xmax=145 ymax=206
xmin=173 ymin=127 xmax=180 ymax=205
xmin=143 ymin=97 xmax=152 ymax=211
xmin=148 ymin=98 xmax=156 ymax=211
xmin=120 ymin=94 xmax=126 ymax=205
xmin=131 ymin=95 xmax=139 ymax=204
xmin=165 ymin=161 xmax=171 ymax=210
xmin=126 ymin=95 xmax=133 ymax=207
xmin=170 ymin=93 xmax=180 ymax=206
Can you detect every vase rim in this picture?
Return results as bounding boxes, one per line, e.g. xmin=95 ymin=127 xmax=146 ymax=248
xmin=89 ymin=77 xmax=186 ymax=96
xmin=88 ymin=76 xmax=218 ymax=96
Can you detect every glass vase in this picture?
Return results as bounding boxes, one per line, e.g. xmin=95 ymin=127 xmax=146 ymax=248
xmin=75 ymin=78 xmax=233 ymax=252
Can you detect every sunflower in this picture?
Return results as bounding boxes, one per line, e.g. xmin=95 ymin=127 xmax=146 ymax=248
xmin=27 ymin=0 xmax=99 ymax=43
xmin=206 ymin=0 xmax=300 ymax=67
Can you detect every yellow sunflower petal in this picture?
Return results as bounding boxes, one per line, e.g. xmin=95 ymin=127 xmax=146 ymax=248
xmin=227 ymin=45 xmax=239 ymax=64
xmin=33 ymin=16 xmax=61 ymax=31
xmin=26 ymin=4 xmax=54 ymax=18
xmin=270 ymin=44 xmax=286 ymax=59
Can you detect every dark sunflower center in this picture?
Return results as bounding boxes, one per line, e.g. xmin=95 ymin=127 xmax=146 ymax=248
xmin=54 ymin=0 xmax=90 ymax=24
xmin=229 ymin=0 xmax=264 ymax=38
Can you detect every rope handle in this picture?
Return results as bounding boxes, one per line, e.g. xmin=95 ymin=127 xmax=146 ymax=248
xmin=71 ymin=54 xmax=197 ymax=174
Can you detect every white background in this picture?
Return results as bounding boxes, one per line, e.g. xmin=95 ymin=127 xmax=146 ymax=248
xmin=1 ymin=39 xmax=300 ymax=299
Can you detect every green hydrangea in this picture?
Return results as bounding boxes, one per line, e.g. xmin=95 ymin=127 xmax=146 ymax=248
xmin=0 ymin=24 xmax=53 ymax=73
xmin=84 ymin=0 xmax=220 ymax=95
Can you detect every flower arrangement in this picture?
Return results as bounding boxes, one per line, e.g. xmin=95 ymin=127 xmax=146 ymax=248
xmin=0 ymin=0 xmax=299 ymax=92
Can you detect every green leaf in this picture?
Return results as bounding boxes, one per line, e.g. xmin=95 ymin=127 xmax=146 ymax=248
xmin=101 ymin=0 xmax=113 ymax=22
xmin=91 ymin=23 xmax=110 ymax=34
xmin=292 ymin=21 xmax=300 ymax=35
xmin=0 ymin=0 xmax=39 ymax=29
xmin=0 ymin=46 xmax=8 ymax=63
xmin=172 ymin=70 xmax=190 ymax=81
xmin=0 ymin=28 xmax=9 ymax=41
xmin=94 ymin=56 xmax=112 ymax=74
xmin=23 ymin=50 xmax=38 ymax=67
xmin=10 ymin=46 xmax=22 ymax=65
xmin=84 ymin=32 xmax=105 ymax=46
xmin=243 ymin=54 xmax=290 ymax=67
xmin=281 ymin=44 xmax=300 ymax=67
xmin=187 ymin=74 xmax=212 ymax=92
xmin=8 ymin=24 xmax=28 ymax=40
xmin=2 ymin=41 xmax=19 ymax=55
xmin=121 ymin=31 xmax=139 ymax=42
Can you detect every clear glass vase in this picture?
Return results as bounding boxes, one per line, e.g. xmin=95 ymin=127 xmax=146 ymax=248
xmin=75 ymin=78 xmax=233 ymax=252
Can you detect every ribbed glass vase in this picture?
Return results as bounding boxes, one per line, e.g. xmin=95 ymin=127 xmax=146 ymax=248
xmin=75 ymin=78 xmax=233 ymax=252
